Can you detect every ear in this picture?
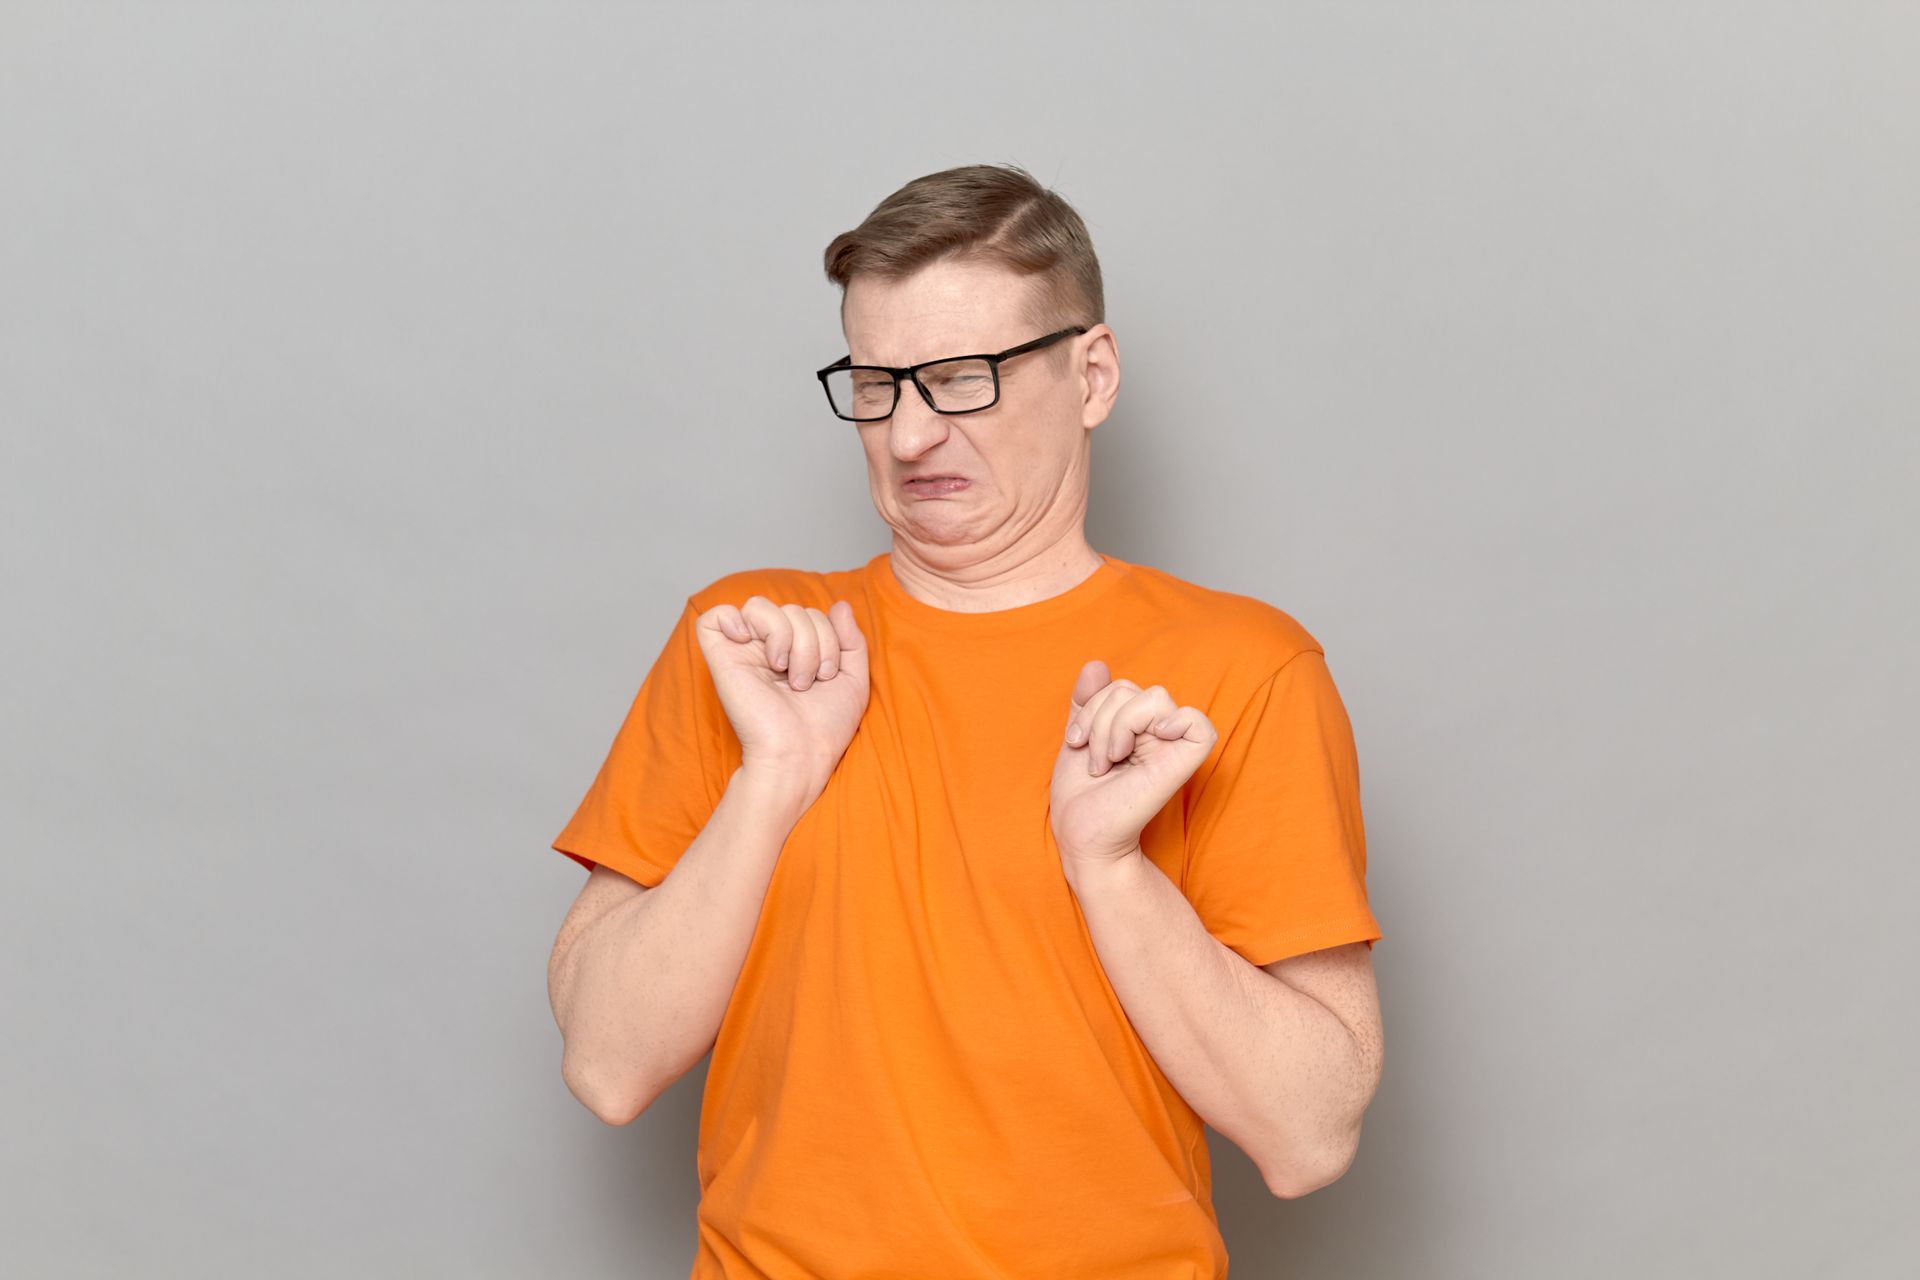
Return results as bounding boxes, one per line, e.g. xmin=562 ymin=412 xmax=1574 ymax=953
xmin=1079 ymin=324 xmax=1120 ymax=430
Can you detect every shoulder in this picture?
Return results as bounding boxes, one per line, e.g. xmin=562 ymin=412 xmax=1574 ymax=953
xmin=685 ymin=562 xmax=866 ymax=614
xmin=1121 ymin=560 xmax=1325 ymax=676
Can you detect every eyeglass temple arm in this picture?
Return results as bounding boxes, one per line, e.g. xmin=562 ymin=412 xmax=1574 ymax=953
xmin=994 ymin=325 xmax=1090 ymax=360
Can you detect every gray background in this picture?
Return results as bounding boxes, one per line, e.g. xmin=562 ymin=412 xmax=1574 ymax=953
xmin=3 ymin=2 xmax=1914 ymax=1276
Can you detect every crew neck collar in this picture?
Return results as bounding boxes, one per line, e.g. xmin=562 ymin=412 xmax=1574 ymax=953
xmin=866 ymin=550 xmax=1131 ymax=635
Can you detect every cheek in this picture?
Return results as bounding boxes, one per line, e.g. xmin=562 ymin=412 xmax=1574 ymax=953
xmin=859 ymin=438 xmax=887 ymax=478
xmin=1012 ymin=418 xmax=1078 ymax=480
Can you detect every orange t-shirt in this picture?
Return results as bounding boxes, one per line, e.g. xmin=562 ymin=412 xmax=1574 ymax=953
xmin=552 ymin=550 xmax=1382 ymax=1279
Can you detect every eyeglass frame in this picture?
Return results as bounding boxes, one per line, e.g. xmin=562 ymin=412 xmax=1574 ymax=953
xmin=814 ymin=325 xmax=1090 ymax=422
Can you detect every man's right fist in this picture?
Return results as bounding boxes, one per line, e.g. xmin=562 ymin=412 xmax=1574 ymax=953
xmin=694 ymin=597 xmax=870 ymax=803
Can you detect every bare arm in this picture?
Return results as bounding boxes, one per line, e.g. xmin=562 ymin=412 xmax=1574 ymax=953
xmin=546 ymin=764 xmax=811 ymax=1126
xmin=1066 ymin=851 xmax=1382 ymax=1197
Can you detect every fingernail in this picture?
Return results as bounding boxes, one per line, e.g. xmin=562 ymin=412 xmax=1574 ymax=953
xmin=1066 ymin=724 xmax=1084 ymax=744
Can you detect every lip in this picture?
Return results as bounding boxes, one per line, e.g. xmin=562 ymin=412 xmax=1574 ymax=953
xmin=902 ymin=475 xmax=971 ymax=496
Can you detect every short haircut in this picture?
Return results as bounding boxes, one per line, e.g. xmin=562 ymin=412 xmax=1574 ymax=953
xmin=822 ymin=163 xmax=1105 ymax=332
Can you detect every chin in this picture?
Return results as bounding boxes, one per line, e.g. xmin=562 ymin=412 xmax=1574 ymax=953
xmin=892 ymin=517 xmax=979 ymax=547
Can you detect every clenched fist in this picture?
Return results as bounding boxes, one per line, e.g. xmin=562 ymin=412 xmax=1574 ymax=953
xmin=695 ymin=597 xmax=870 ymax=808
xmin=1050 ymin=659 xmax=1218 ymax=875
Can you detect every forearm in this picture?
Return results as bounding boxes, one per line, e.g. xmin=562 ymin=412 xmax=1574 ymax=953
xmin=555 ymin=766 xmax=809 ymax=1123
xmin=1065 ymin=850 xmax=1369 ymax=1196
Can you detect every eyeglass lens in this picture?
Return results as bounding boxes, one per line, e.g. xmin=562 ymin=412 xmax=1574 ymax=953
xmin=824 ymin=358 xmax=996 ymax=420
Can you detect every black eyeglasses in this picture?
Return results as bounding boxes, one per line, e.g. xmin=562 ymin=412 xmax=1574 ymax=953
xmin=815 ymin=326 xmax=1089 ymax=422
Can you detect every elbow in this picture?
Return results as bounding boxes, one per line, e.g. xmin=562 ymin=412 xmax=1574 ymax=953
xmin=561 ymin=1051 xmax=657 ymax=1128
xmin=1266 ymin=1043 xmax=1381 ymax=1199
xmin=1263 ymin=1132 xmax=1360 ymax=1201
xmin=1265 ymin=1161 xmax=1344 ymax=1201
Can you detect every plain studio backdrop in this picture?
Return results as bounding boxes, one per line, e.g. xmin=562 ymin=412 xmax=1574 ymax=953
xmin=2 ymin=3 xmax=1914 ymax=1277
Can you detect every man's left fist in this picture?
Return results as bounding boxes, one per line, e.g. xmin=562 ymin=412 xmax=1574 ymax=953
xmin=1049 ymin=658 xmax=1219 ymax=873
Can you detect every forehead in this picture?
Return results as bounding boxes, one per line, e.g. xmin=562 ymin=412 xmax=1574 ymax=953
xmin=842 ymin=257 xmax=1040 ymax=365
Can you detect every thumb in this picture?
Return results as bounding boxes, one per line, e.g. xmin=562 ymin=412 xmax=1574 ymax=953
xmin=828 ymin=601 xmax=868 ymax=677
xmin=1065 ymin=658 xmax=1111 ymax=728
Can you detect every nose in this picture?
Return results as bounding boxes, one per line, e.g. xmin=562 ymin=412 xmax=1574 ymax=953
xmin=886 ymin=379 xmax=952 ymax=462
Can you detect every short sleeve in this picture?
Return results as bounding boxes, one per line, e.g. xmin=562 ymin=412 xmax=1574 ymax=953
xmin=1181 ymin=649 xmax=1382 ymax=967
xmin=551 ymin=597 xmax=729 ymax=887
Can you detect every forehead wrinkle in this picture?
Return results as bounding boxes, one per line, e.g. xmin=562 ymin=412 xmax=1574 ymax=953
xmin=847 ymin=300 xmax=981 ymax=368
xmin=844 ymin=262 xmax=1041 ymax=367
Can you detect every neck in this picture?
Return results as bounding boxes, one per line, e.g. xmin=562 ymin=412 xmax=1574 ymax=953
xmin=887 ymin=533 xmax=1104 ymax=614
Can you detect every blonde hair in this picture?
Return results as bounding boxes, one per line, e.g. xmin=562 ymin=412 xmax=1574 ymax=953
xmin=822 ymin=163 xmax=1104 ymax=330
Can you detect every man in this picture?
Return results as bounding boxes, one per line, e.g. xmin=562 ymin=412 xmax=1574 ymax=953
xmin=546 ymin=163 xmax=1384 ymax=1278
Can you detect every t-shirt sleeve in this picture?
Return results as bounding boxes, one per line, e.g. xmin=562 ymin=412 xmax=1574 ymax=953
xmin=551 ymin=596 xmax=729 ymax=888
xmin=1180 ymin=648 xmax=1382 ymax=967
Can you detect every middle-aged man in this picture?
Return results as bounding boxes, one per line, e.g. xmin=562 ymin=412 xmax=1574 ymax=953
xmin=546 ymin=163 xmax=1385 ymax=1278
